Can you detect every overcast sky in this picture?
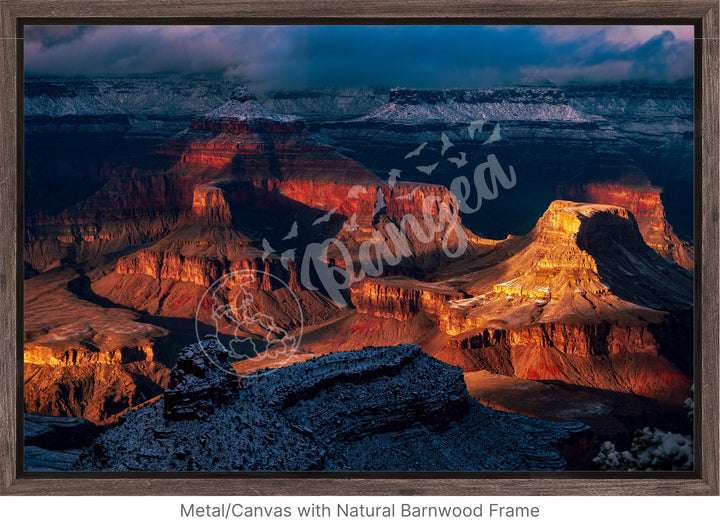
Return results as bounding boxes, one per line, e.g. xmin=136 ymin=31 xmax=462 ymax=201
xmin=24 ymin=25 xmax=694 ymax=89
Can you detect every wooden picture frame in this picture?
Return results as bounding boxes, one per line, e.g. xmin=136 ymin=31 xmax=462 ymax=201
xmin=1 ymin=0 xmax=717 ymax=496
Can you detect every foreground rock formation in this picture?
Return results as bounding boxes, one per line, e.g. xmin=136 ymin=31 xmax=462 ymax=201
xmin=74 ymin=341 xmax=592 ymax=471
xmin=24 ymin=413 xmax=101 ymax=471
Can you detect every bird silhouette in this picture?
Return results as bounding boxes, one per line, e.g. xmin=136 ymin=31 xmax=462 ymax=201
xmin=416 ymin=162 xmax=439 ymax=176
xmin=342 ymin=213 xmax=359 ymax=232
xmin=448 ymin=151 xmax=468 ymax=168
xmin=282 ymin=221 xmax=298 ymax=240
xmin=440 ymin=133 xmax=454 ymax=156
xmin=468 ymin=119 xmax=485 ymax=139
xmin=280 ymin=248 xmax=296 ymax=269
xmin=261 ymin=238 xmax=275 ymax=260
xmin=387 ymin=168 xmax=402 ymax=189
xmin=347 ymin=185 xmax=367 ymax=199
xmin=312 ymin=206 xmax=338 ymax=225
xmin=372 ymin=189 xmax=386 ymax=216
xmin=404 ymin=142 xmax=427 ymax=159
xmin=483 ymin=123 xmax=502 ymax=144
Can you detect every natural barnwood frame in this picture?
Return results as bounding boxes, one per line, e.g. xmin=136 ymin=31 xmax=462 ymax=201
xmin=0 ymin=0 xmax=717 ymax=496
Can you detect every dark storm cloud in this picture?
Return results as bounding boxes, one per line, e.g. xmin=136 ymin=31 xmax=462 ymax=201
xmin=24 ymin=25 xmax=96 ymax=48
xmin=24 ymin=25 xmax=694 ymax=87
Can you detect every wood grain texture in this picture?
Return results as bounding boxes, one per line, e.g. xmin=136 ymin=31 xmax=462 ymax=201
xmin=0 ymin=0 xmax=19 ymax=493
xmin=0 ymin=0 xmax=716 ymax=19
xmin=1 ymin=0 xmax=718 ymax=496
xmin=698 ymin=0 xmax=719 ymax=494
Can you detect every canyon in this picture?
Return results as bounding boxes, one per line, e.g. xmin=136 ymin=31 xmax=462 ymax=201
xmin=23 ymin=79 xmax=695 ymax=468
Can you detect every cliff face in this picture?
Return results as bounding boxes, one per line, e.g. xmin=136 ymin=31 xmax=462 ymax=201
xmin=24 ymin=344 xmax=156 ymax=366
xmin=24 ymin=361 xmax=170 ymax=424
xmin=115 ymin=250 xmax=225 ymax=288
xmin=447 ymin=316 xmax=692 ymax=402
xmin=557 ymin=161 xmax=693 ymax=270
xmin=350 ymin=278 xmax=464 ymax=321
xmin=23 ymin=268 xmax=172 ymax=424
xmin=190 ymin=184 xmax=233 ymax=225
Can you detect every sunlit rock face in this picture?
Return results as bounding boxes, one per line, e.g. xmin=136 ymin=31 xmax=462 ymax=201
xmin=350 ymin=277 xmax=464 ymax=322
xmin=349 ymin=200 xmax=693 ymax=403
xmin=558 ymin=179 xmax=693 ymax=271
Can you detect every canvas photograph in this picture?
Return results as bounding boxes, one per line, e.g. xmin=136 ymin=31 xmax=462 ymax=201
xmin=22 ymin=24 xmax=696 ymax=473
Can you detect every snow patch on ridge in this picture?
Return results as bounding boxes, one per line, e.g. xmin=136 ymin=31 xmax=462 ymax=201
xmin=357 ymin=87 xmax=593 ymax=125
xmin=203 ymin=86 xmax=302 ymax=123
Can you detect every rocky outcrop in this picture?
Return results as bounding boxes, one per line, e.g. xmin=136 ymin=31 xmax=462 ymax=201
xmin=163 ymin=339 xmax=239 ymax=420
xmin=190 ymin=184 xmax=233 ymax=225
xmin=74 ymin=343 xmax=593 ymax=471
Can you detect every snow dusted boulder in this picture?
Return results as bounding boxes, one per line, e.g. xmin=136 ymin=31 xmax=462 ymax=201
xmin=75 ymin=342 xmax=593 ymax=471
xmin=163 ymin=338 xmax=239 ymax=421
xmin=243 ymin=343 xmax=471 ymax=441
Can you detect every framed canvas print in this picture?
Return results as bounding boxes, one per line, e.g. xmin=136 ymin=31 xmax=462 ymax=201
xmin=1 ymin=0 xmax=717 ymax=496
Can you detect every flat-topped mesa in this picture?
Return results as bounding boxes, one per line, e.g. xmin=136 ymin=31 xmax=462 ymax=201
xmin=514 ymin=200 xmax=640 ymax=283
xmin=534 ymin=200 xmax=645 ymax=253
xmin=189 ymin=183 xmax=232 ymax=225
xmin=484 ymin=200 xmax=692 ymax=307
xmin=433 ymin=198 xmax=693 ymax=341
xmin=558 ymin=180 xmax=693 ymax=270
xmin=363 ymin=86 xmax=590 ymax=124
xmin=387 ymin=86 xmax=570 ymax=106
